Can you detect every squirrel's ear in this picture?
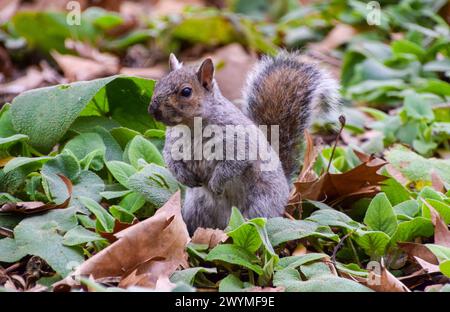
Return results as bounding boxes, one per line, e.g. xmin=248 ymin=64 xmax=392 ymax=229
xmin=197 ymin=58 xmax=214 ymax=91
xmin=169 ymin=53 xmax=182 ymax=71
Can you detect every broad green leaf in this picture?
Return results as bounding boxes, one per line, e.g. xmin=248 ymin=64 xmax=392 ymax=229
xmin=110 ymin=127 xmax=140 ymax=149
xmin=389 ymin=217 xmax=433 ymax=245
xmin=266 ymin=217 xmax=339 ymax=247
xmin=226 ymin=207 xmax=275 ymax=256
xmin=109 ymin=205 xmax=135 ymax=224
xmin=218 ymin=274 xmax=252 ymax=292
xmin=70 ymin=170 xmax=105 ymax=209
xmin=42 ymin=153 xmax=80 ymax=181
xmin=10 ymin=76 xmax=156 ymax=152
xmin=63 ymin=225 xmax=106 ymax=246
xmin=127 ymin=164 xmax=179 ymax=207
xmin=403 ymin=94 xmax=434 ymax=121
xmin=3 ymin=156 xmax=53 ymax=174
xmin=277 ymin=253 xmax=328 ymax=270
xmin=354 ymin=230 xmax=390 ymax=257
xmin=386 ymin=146 xmax=450 ymax=184
xmin=0 ymin=134 xmax=28 ymax=151
xmin=393 ymin=200 xmax=420 ymax=219
xmin=127 ymin=135 xmax=164 ymax=168
xmin=422 ymin=199 xmax=450 ymax=224
xmin=0 ymin=208 xmax=83 ymax=277
xmin=63 ymin=132 xmax=106 ymax=170
xmin=426 ymin=244 xmax=450 ymax=262
xmin=79 ymin=196 xmax=115 ymax=233
xmin=273 ymin=268 xmax=372 ymax=292
xmin=119 ymin=192 xmax=146 ymax=213
xmin=170 ymin=267 xmax=217 ymax=286
xmin=106 ymin=161 xmax=137 ymax=188
xmin=306 ymin=209 xmax=362 ymax=230
xmin=100 ymin=190 xmax=132 ymax=200
xmin=364 ymin=193 xmax=397 ymax=236
xmin=206 ymin=244 xmax=263 ymax=275
xmin=439 ymin=260 xmax=450 ymax=278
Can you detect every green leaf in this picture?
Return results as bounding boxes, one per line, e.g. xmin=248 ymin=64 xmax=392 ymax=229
xmin=127 ymin=135 xmax=164 ymax=168
xmin=277 ymin=253 xmax=329 ymax=270
xmin=70 ymin=170 xmax=105 ymax=210
xmin=109 ymin=205 xmax=135 ymax=224
xmin=389 ymin=217 xmax=433 ymax=245
xmin=306 ymin=209 xmax=362 ymax=231
xmin=0 ymin=208 xmax=83 ymax=277
xmin=403 ymin=94 xmax=435 ymax=121
xmin=364 ymin=193 xmax=398 ymax=236
xmin=266 ymin=217 xmax=339 ymax=247
xmin=393 ymin=200 xmax=420 ymax=219
xmin=0 ymin=134 xmax=28 ymax=151
xmin=386 ymin=146 xmax=450 ymax=185
xmin=3 ymin=156 xmax=53 ymax=174
xmin=422 ymin=199 xmax=450 ymax=224
xmin=439 ymin=260 xmax=450 ymax=278
xmin=79 ymin=196 xmax=115 ymax=233
xmin=226 ymin=207 xmax=275 ymax=256
xmin=206 ymin=244 xmax=263 ymax=275
xmin=100 ymin=190 xmax=132 ymax=200
xmin=42 ymin=153 xmax=80 ymax=180
xmin=170 ymin=267 xmax=217 ymax=286
xmin=273 ymin=268 xmax=372 ymax=292
xmin=105 ymin=161 xmax=137 ymax=188
xmin=218 ymin=274 xmax=251 ymax=292
xmin=127 ymin=164 xmax=179 ymax=207
xmin=63 ymin=225 xmax=106 ymax=246
xmin=119 ymin=192 xmax=146 ymax=213
xmin=354 ymin=230 xmax=391 ymax=257
xmin=63 ymin=132 xmax=106 ymax=170
xmin=10 ymin=76 xmax=156 ymax=152
xmin=426 ymin=244 xmax=450 ymax=262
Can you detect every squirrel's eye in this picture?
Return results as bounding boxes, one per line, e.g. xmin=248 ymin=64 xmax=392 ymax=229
xmin=180 ymin=87 xmax=192 ymax=97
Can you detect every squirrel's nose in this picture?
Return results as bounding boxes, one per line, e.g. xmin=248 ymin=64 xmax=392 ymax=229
xmin=148 ymin=99 xmax=159 ymax=115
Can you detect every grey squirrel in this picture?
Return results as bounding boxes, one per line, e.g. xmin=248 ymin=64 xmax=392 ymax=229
xmin=148 ymin=52 xmax=340 ymax=234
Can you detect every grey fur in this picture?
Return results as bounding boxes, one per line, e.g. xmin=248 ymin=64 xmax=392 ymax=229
xmin=150 ymin=52 xmax=340 ymax=234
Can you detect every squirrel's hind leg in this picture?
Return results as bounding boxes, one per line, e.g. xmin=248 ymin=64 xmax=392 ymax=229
xmin=182 ymin=187 xmax=231 ymax=234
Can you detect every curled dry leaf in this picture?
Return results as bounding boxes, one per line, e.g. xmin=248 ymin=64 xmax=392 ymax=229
xmin=398 ymin=242 xmax=439 ymax=265
xmin=51 ymin=45 xmax=120 ymax=82
xmin=191 ymin=227 xmax=228 ymax=249
xmin=430 ymin=170 xmax=446 ymax=193
xmin=421 ymin=198 xmax=450 ymax=248
xmin=0 ymin=175 xmax=72 ymax=214
xmin=0 ymin=67 xmax=45 ymax=95
xmin=359 ymin=261 xmax=410 ymax=292
xmin=309 ymin=24 xmax=357 ymax=53
xmin=293 ymin=153 xmax=387 ymax=205
xmin=66 ymin=192 xmax=189 ymax=289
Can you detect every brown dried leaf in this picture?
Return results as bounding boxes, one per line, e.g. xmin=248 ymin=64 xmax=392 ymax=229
xmin=310 ymin=24 xmax=357 ymax=53
xmin=398 ymin=242 xmax=439 ymax=265
xmin=413 ymin=257 xmax=440 ymax=274
xmin=0 ymin=67 xmax=45 ymax=94
xmin=421 ymin=198 xmax=450 ymax=248
xmin=71 ymin=192 xmax=189 ymax=289
xmin=293 ymin=154 xmax=387 ymax=204
xmin=51 ymin=50 xmax=119 ymax=82
xmin=431 ymin=170 xmax=446 ymax=193
xmin=364 ymin=264 xmax=410 ymax=292
xmin=0 ymin=175 xmax=72 ymax=214
xmin=0 ymin=0 xmax=19 ymax=25
xmin=191 ymin=227 xmax=228 ymax=249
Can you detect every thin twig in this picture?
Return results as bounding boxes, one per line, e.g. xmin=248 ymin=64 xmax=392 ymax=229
xmin=326 ymin=115 xmax=346 ymax=173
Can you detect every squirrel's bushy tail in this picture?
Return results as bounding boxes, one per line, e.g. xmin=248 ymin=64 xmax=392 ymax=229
xmin=243 ymin=52 xmax=340 ymax=178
